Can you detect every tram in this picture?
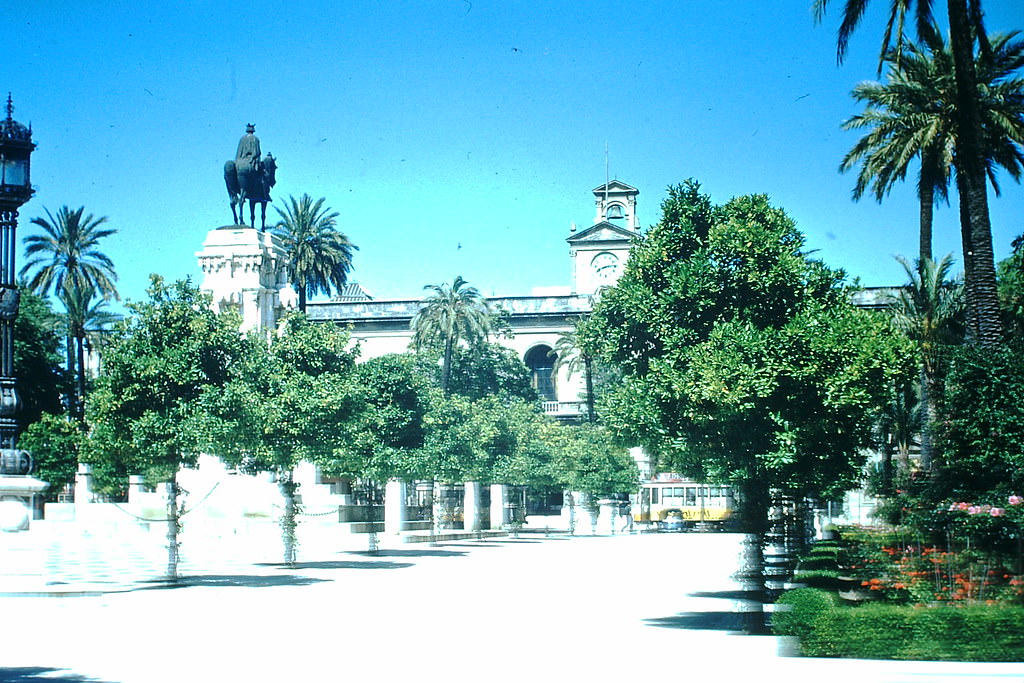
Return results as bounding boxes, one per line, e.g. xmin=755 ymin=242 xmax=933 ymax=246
xmin=635 ymin=476 xmax=735 ymax=530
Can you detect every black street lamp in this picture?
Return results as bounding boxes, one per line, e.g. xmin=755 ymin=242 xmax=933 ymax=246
xmin=0 ymin=93 xmax=36 ymax=474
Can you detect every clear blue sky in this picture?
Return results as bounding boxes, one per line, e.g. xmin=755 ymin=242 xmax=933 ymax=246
xmin=4 ymin=1 xmax=1023 ymax=306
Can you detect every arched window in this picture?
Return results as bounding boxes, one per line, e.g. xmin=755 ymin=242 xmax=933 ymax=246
xmin=606 ymin=203 xmax=625 ymax=220
xmin=524 ymin=345 xmax=556 ymax=401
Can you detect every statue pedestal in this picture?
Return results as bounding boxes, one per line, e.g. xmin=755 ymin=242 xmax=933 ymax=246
xmin=0 ymin=475 xmax=49 ymax=531
xmin=196 ymin=225 xmax=296 ymax=333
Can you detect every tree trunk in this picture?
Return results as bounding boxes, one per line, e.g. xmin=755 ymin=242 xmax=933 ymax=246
xmin=947 ymin=0 xmax=1004 ymax=349
xmin=440 ymin=335 xmax=454 ymax=396
xmin=297 ymin=287 xmax=307 ymax=314
xmin=918 ymin=161 xmax=935 ymax=264
xmin=958 ymin=178 xmax=978 ymax=342
xmin=881 ymin=432 xmax=894 ymax=495
xmin=75 ymin=332 xmax=87 ymax=422
xmin=279 ymin=472 xmax=299 ymax=567
xmin=583 ymin=355 xmax=596 ymax=423
xmin=165 ymin=472 xmax=180 ymax=581
xmin=918 ymin=365 xmax=935 ymax=475
xmin=65 ymin=334 xmax=77 ymax=417
xmin=738 ymin=476 xmax=771 ymax=635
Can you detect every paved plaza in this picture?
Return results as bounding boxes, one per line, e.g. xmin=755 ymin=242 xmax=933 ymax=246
xmin=1 ymin=531 xmax=1023 ymax=682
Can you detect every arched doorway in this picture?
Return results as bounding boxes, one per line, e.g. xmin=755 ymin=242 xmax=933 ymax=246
xmin=524 ymin=345 xmax=556 ymax=402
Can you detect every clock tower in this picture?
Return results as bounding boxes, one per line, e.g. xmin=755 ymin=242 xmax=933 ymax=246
xmin=567 ymin=180 xmax=639 ymax=295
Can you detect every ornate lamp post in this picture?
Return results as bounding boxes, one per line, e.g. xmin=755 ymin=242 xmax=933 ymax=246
xmin=0 ymin=93 xmax=46 ymax=531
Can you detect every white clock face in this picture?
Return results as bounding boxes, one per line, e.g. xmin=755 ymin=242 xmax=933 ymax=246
xmin=592 ymin=252 xmax=620 ymax=281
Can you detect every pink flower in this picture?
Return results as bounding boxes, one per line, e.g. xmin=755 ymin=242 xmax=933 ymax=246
xmin=968 ymin=506 xmax=982 ymax=515
xmin=957 ymin=502 xmax=970 ymax=511
xmin=1009 ymin=495 xmax=1023 ymax=506
xmin=991 ymin=508 xmax=1005 ymax=517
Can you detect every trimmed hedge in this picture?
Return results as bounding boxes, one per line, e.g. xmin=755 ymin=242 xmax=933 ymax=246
xmin=773 ymin=588 xmax=1024 ymax=661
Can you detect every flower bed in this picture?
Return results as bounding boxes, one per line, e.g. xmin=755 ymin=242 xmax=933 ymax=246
xmin=774 ymin=496 xmax=1024 ymax=660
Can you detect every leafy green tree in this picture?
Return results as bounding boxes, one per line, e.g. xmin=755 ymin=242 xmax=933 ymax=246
xmin=446 ymin=342 xmax=537 ymax=403
xmin=411 ymin=275 xmax=495 ymax=396
xmin=18 ymin=413 xmax=81 ymax=501
xmin=997 ymin=233 xmax=1024 ymax=340
xmin=14 ymin=287 xmax=64 ymax=425
xmin=331 ymin=353 xmax=438 ymax=483
xmin=273 ymin=194 xmax=357 ymax=313
xmin=205 ymin=314 xmax=360 ymax=565
xmin=85 ymin=276 xmax=247 ymax=580
xmin=936 ymin=343 xmax=1024 ymax=498
xmin=815 ymin=0 xmax=1018 ymax=348
xmin=487 ymin=402 xmax=560 ymax=488
xmin=887 ymin=255 xmax=965 ymax=473
xmin=20 ymin=205 xmax=120 ymax=418
xmin=585 ymin=182 xmax=909 ymax=625
xmin=547 ymin=424 xmax=638 ymax=499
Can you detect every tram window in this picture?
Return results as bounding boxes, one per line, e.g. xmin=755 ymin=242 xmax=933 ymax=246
xmin=710 ymin=486 xmax=721 ymax=498
xmin=650 ymin=488 xmax=659 ymax=504
xmin=685 ymin=488 xmax=697 ymax=506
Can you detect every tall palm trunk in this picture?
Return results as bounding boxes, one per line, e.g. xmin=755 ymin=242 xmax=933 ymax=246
xmin=919 ymin=365 xmax=937 ymax=474
xmin=958 ymin=183 xmax=979 ymax=341
xmin=75 ymin=331 xmax=87 ymax=421
xmin=881 ymin=432 xmax=894 ymax=494
xmin=583 ymin=355 xmax=596 ymax=423
xmin=297 ymin=287 xmax=307 ymax=314
xmin=947 ymin=0 xmax=1003 ymax=348
xmin=916 ymin=176 xmax=937 ymax=474
xmin=440 ymin=334 xmax=454 ymax=396
xmin=65 ymin=334 xmax=77 ymax=417
xmin=918 ymin=152 xmax=936 ymax=264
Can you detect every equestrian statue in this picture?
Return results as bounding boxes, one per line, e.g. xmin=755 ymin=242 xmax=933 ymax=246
xmin=224 ymin=123 xmax=277 ymax=230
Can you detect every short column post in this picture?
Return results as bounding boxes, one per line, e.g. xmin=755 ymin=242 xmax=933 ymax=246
xmin=490 ymin=483 xmax=508 ymax=529
xmin=74 ymin=463 xmax=94 ymax=507
xmin=463 ymin=481 xmax=481 ymax=532
xmin=384 ymin=479 xmax=407 ymax=534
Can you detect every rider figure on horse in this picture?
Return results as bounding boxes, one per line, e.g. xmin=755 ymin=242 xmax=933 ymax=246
xmin=236 ymin=123 xmax=262 ymax=173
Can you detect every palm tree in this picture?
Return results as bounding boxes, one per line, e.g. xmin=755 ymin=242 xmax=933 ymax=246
xmin=551 ymin=323 xmax=596 ymax=422
xmin=888 ymin=254 xmax=965 ymax=473
xmin=20 ymin=205 xmax=119 ymax=417
xmin=841 ymin=31 xmax=1024 ymax=266
xmin=841 ymin=37 xmax=955 ymax=264
xmin=21 ymin=206 xmax=119 ymax=300
xmin=411 ymin=275 xmax=494 ymax=396
xmin=60 ymin=283 xmax=121 ymax=418
xmin=875 ymin=376 xmax=920 ymax=492
xmin=815 ymin=0 xmax=1013 ymax=348
xmin=272 ymin=194 xmax=357 ymax=313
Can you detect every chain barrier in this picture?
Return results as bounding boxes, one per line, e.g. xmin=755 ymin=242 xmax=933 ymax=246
xmin=108 ymin=482 xmax=222 ymax=522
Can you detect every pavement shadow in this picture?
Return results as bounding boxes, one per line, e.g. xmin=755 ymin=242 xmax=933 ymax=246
xmin=283 ymin=560 xmax=414 ymax=570
xmin=688 ymin=589 xmax=769 ymax=603
xmin=142 ymin=574 xmax=328 ymax=589
xmin=342 ymin=548 xmax=467 ymax=558
xmin=644 ymin=609 xmax=770 ymax=634
xmin=0 ymin=667 xmax=114 ymax=682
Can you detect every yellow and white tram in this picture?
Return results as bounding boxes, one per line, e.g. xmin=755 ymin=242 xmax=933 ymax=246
xmin=635 ymin=476 xmax=735 ymax=529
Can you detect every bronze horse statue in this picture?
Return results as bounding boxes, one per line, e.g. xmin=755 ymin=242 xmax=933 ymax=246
xmin=224 ymin=153 xmax=277 ymax=230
